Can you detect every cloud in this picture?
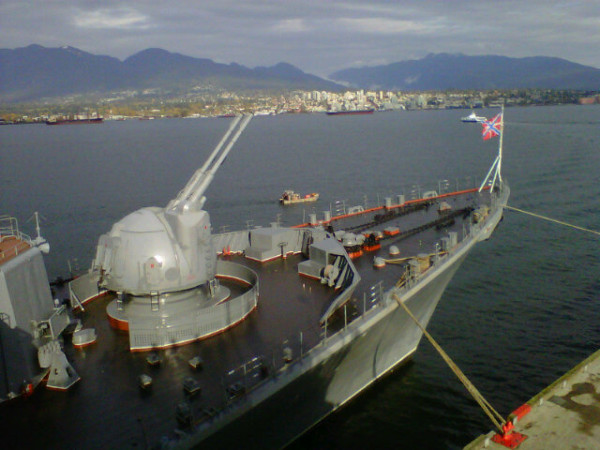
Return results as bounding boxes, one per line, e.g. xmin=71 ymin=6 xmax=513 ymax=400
xmin=0 ymin=0 xmax=598 ymax=75
xmin=73 ymin=7 xmax=152 ymax=30
xmin=335 ymin=17 xmax=445 ymax=35
xmin=270 ymin=18 xmax=309 ymax=33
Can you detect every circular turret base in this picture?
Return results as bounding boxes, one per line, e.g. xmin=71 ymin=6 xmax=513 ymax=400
xmin=105 ymin=260 xmax=259 ymax=351
xmin=107 ymin=285 xmax=231 ymax=331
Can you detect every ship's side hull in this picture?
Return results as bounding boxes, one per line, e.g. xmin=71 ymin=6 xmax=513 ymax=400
xmin=281 ymin=197 xmax=319 ymax=205
xmin=176 ymin=186 xmax=508 ymax=448
xmin=177 ymin=243 xmax=474 ymax=449
xmin=45 ymin=118 xmax=103 ymax=125
xmin=326 ymin=109 xmax=375 ymax=115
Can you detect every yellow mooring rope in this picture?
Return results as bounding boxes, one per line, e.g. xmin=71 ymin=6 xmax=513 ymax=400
xmin=392 ymin=293 xmax=506 ymax=433
xmin=505 ymin=205 xmax=600 ymax=236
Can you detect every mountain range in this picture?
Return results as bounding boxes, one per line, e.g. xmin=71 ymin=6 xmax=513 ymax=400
xmin=1 ymin=45 xmax=599 ymax=103
xmin=329 ymin=53 xmax=600 ymax=91
xmin=0 ymin=45 xmax=342 ymax=102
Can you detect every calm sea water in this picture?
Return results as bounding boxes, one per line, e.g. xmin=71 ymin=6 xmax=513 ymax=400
xmin=2 ymin=105 xmax=599 ymax=448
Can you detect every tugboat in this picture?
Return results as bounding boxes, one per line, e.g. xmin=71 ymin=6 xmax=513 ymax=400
xmin=279 ymin=190 xmax=319 ymax=205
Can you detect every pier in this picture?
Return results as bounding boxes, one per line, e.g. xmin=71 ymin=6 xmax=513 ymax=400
xmin=465 ymin=348 xmax=600 ymax=449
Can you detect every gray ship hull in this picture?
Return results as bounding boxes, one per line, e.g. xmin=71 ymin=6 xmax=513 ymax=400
xmin=192 ymin=252 xmax=469 ymax=448
xmin=47 ymin=184 xmax=507 ymax=449
xmin=176 ymin=187 xmax=507 ymax=448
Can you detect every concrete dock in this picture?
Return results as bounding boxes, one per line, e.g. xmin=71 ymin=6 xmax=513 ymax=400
xmin=465 ymin=348 xmax=600 ymax=450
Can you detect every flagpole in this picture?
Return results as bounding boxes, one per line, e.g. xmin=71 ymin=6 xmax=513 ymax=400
xmin=497 ymin=104 xmax=504 ymax=184
xmin=479 ymin=155 xmax=499 ymax=192
xmin=478 ymin=105 xmax=505 ymax=192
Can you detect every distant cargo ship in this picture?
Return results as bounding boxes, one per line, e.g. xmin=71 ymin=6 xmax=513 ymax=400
xmin=326 ymin=108 xmax=375 ymax=116
xmin=46 ymin=117 xmax=103 ymax=125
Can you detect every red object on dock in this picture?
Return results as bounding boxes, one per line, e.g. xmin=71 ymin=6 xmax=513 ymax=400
xmin=511 ymin=404 xmax=532 ymax=422
xmin=490 ymin=421 xmax=528 ymax=449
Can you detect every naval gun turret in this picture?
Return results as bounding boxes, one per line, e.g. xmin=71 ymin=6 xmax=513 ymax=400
xmin=94 ymin=114 xmax=252 ymax=296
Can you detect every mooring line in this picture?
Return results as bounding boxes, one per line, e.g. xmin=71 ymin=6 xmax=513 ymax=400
xmin=505 ymin=205 xmax=600 ymax=236
xmin=392 ymin=293 xmax=506 ymax=434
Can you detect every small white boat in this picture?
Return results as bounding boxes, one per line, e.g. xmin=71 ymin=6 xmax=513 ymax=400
xmin=461 ymin=111 xmax=486 ymax=123
xmin=279 ymin=190 xmax=319 ymax=205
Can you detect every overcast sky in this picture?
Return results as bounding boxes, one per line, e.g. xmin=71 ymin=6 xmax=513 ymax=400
xmin=2 ymin=0 xmax=599 ymax=77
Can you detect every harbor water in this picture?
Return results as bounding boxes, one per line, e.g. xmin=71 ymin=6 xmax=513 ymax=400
xmin=1 ymin=105 xmax=599 ymax=448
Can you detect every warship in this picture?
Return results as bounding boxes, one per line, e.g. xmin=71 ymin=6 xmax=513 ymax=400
xmin=1 ymin=112 xmax=509 ymax=448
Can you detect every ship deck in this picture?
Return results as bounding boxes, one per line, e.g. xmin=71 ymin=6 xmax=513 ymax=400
xmin=2 ymin=188 xmax=492 ymax=449
xmin=0 ymin=235 xmax=31 ymax=267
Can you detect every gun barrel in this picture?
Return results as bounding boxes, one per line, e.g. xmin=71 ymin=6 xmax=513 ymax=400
xmin=188 ymin=114 xmax=252 ymax=205
xmin=169 ymin=114 xmax=252 ymax=211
